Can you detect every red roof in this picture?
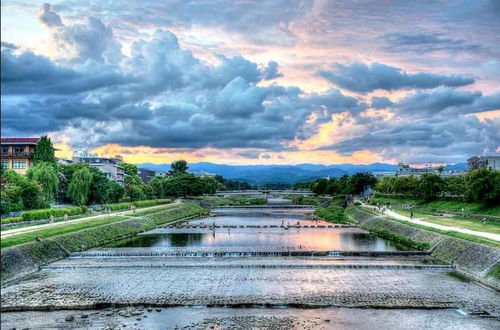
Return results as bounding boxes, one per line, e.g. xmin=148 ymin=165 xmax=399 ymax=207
xmin=1 ymin=138 xmax=40 ymax=144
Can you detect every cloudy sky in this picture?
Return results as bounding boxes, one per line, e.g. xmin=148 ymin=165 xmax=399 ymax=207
xmin=1 ymin=1 xmax=499 ymax=165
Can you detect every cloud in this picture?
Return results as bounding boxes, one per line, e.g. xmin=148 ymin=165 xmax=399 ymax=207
xmin=370 ymin=96 xmax=393 ymax=109
xmin=317 ymin=62 xmax=474 ymax=93
xmin=38 ymin=3 xmax=64 ymax=27
xmin=382 ymin=32 xmax=481 ymax=54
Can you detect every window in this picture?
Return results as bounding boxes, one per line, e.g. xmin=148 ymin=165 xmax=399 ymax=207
xmin=12 ymin=160 xmax=26 ymax=169
xmin=1 ymin=146 xmax=8 ymax=155
xmin=13 ymin=147 xmax=25 ymax=155
xmin=1 ymin=160 xmax=9 ymax=169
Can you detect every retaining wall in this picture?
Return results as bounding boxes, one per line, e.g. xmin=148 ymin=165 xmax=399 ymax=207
xmin=348 ymin=207 xmax=500 ymax=290
xmin=1 ymin=203 xmax=206 ymax=284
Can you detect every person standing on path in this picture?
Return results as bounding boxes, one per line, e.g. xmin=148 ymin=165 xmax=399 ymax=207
xmin=64 ymin=213 xmax=68 ymax=222
xmin=410 ymin=211 xmax=413 ymax=219
xmin=49 ymin=215 xmax=54 ymax=223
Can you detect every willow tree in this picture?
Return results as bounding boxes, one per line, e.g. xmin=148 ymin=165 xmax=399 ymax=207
xmin=66 ymin=167 xmax=93 ymax=205
xmin=27 ymin=162 xmax=59 ymax=204
xmin=32 ymin=135 xmax=56 ymax=165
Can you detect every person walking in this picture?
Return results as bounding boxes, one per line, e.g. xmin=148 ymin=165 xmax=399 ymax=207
xmin=49 ymin=215 xmax=54 ymax=223
xmin=410 ymin=211 xmax=414 ymax=219
xmin=64 ymin=213 xmax=68 ymax=222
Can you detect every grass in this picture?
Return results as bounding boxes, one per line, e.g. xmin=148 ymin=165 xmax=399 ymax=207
xmin=128 ymin=204 xmax=177 ymax=217
xmin=391 ymin=218 xmax=500 ymax=248
xmin=314 ymin=206 xmax=351 ymax=224
xmin=1 ymin=216 xmax=129 ymax=248
xmin=202 ymin=196 xmax=267 ymax=206
xmin=369 ymin=196 xmax=500 ymax=217
xmin=391 ymin=206 xmax=500 ymax=234
xmin=367 ymin=227 xmax=430 ymax=250
xmin=486 ymin=264 xmax=500 ymax=281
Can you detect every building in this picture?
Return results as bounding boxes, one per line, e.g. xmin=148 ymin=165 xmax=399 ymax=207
xmin=396 ymin=163 xmax=432 ymax=176
xmin=192 ymin=171 xmax=216 ymax=178
xmin=138 ymin=168 xmax=156 ymax=183
xmin=467 ymin=156 xmax=500 ymax=171
xmin=72 ymin=151 xmax=125 ymax=185
xmin=0 ymin=138 xmax=39 ymax=174
xmin=155 ymin=171 xmax=168 ymax=178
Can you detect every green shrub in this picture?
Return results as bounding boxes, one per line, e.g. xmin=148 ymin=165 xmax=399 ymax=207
xmin=0 ymin=202 xmax=24 ymax=214
xmin=104 ymin=202 xmax=132 ymax=211
xmin=133 ymin=200 xmax=157 ymax=208
xmin=155 ymin=199 xmax=172 ymax=204
xmin=314 ymin=206 xmax=350 ymax=224
xmin=21 ymin=206 xmax=88 ymax=221
xmin=0 ymin=217 xmax=23 ymax=225
xmin=353 ymin=201 xmax=361 ymax=206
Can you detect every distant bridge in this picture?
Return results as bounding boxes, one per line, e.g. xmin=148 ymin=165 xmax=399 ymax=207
xmin=213 ymin=189 xmax=314 ymax=196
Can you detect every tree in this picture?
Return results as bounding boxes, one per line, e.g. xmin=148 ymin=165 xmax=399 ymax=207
xmin=418 ymin=173 xmax=443 ymax=201
xmin=20 ymin=182 xmax=45 ymax=209
xmin=169 ymin=160 xmax=188 ymax=176
xmin=27 ymin=162 xmax=59 ymax=204
xmin=465 ymin=169 xmax=500 ymax=206
xmin=67 ymin=167 xmax=93 ymax=205
xmin=106 ymin=181 xmax=125 ymax=203
xmin=32 ymin=135 xmax=56 ymax=165
xmin=349 ymin=172 xmax=377 ymax=195
xmin=88 ymin=168 xmax=111 ymax=204
xmin=200 ymin=176 xmax=224 ymax=195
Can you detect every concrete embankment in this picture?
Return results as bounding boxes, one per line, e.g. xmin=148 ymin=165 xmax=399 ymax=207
xmin=348 ymin=207 xmax=500 ymax=290
xmin=1 ymin=203 xmax=206 ymax=283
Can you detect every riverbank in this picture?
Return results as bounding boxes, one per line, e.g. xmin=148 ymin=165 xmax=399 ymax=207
xmin=0 ymin=202 xmax=207 ymax=283
xmin=347 ymin=206 xmax=500 ymax=290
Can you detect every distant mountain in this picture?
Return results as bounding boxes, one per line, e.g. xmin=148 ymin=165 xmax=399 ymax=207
xmin=444 ymin=162 xmax=467 ymax=171
xmin=136 ymin=161 xmax=465 ymax=185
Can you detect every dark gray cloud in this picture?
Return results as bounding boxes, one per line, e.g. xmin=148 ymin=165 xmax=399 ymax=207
xmin=370 ymin=96 xmax=393 ymax=109
xmin=382 ymin=32 xmax=481 ymax=54
xmin=38 ymin=3 xmax=64 ymax=27
xmin=317 ymin=62 xmax=474 ymax=93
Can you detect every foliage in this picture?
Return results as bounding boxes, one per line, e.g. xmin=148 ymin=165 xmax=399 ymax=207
xmin=0 ymin=216 xmax=23 ymax=225
xmin=20 ymin=181 xmax=45 ymax=210
xmin=66 ymin=167 xmax=93 ymax=205
xmin=209 ymin=196 xmax=266 ymax=206
xmin=464 ymin=169 xmax=500 ymax=206
xmin=314 ymin=206 xmax=350 ymax=224
xmin=418 ymin=173 xmax=444 ymax=201
xmin=133 ymin=200 xmax=157 ymax=207
xmin=27 ymin=162 xmax=59 ymax=204
xmin=214 ymin=175 xmax=251 ymax=190
xmin=103 ymin=202 xmax=132 ymax=211
xmin=21 ymin=206 xmax=88 ymax=221
xmin=296 ymin=172 xmax=377 ymax=196
xmin=169 ymin=160 xmax=188 ymax=176
xmin=32 ymin=135 xmax=56 ymax=165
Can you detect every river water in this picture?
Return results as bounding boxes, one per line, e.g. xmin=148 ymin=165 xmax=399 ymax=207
xmin=2 ymin=205 xmax=499 ymax=329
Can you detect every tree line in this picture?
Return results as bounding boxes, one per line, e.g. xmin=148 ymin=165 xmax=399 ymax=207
xmin=0 ymin=137 xmax=246 ymax=214
xmin=294 ymin=170 xmax=499 ymax=206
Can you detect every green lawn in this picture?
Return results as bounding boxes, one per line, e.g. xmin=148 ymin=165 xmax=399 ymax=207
xmin=391 ymin=206 xmax=500 ymax=235
xmin=128 ymin=204 xmax=177 ymax=217
xmin=1 ymin=216 xmax=129 ymax=248
xmin=370 ymin=196 xmax=500 ymax=216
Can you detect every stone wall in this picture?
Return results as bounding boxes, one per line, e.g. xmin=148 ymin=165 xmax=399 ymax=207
xmin=1 ymin=203 xmax=205 ymax=284
xmin=348 ymin=207 xmax=500 ymax=291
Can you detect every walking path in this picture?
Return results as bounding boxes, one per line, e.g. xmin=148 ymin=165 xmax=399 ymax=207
xmin=1 ymin=203 xmax=178 ymax=239
xmin=362 ymin=204 xmax=500 ymax=242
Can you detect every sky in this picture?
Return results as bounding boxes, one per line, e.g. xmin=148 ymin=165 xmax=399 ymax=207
xmin=1 ymin=0 xmax=499 ymax=166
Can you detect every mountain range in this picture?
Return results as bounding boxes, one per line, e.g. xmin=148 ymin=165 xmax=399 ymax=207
xmin=137 ymin=162 xmax=468 ymax=185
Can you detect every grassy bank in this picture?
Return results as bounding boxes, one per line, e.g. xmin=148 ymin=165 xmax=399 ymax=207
xmin=369 ymin=196 xmax=500 ymax=217
xmin=1 ymin=203 xmax=206 ymax=282
xmin=201 ymin=196 xmax=267 ymax=206
xmin=314 ymin=206 xmax=350 ymax=224
xmin=367 ymin=228 xmax=430 ymax=250
xmin=1 ymin=216 xmax=128 ymax=248
xmin=391 ymin=206 xmax=500 ymax=234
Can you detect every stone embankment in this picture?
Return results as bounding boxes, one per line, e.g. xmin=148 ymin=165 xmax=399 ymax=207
xmin=348 ymin=207 xmax=500 ymax=290
xmin=0 ymin=203 xmax=206 ymax=283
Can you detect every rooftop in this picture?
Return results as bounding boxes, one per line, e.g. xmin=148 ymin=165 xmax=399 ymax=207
xmin=1 ymin=137 xmax=39 ymax=144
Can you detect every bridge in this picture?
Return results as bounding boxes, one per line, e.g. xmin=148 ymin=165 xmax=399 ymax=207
xmin=213 ymin=189 xmax=314 ymax=196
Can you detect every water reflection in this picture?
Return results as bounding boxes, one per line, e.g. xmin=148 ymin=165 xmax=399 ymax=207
xmin=108 ymin=231 xmax=408 ymax=251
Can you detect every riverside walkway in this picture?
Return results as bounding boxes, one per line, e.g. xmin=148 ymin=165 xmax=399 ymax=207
xmin=0 ymin=203 xmax=179 ymax=239
xmin=362 ymin=204 xmax=500 ymax=242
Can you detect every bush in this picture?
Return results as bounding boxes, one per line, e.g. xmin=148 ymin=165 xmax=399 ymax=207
xmin=133 ymin=200 xmax=157 ymax=208
xmin=353 ymin=201 xmax=361 ymax=206
xmin=155 ymin=199 xmax=172 ymax=204
xmin=104 ymin=202 xmax=132 ymax=211
xmin=0 ymin=217 xmax=23 ymax=225
xmin=0 ymin=202 xmax=24 ymax=214
xmin=314 ymin=206 xmax=350 ymax=224
xmin=21 ymin=206 xmax=88 ymax=221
